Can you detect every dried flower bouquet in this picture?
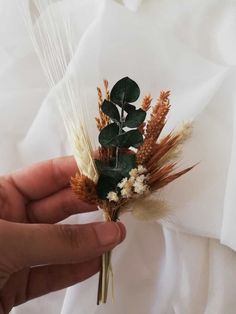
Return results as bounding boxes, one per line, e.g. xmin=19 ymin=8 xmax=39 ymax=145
xmin=71 ymin=76 xmax=194 ymax=304
xmin=20 ymin=2 xmax=193 ymax=306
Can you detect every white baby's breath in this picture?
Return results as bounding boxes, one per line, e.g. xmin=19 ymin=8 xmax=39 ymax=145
xmin=117 ymin=166 xmax=149 ymax=199
xmin=129 ymin=168 xmax=138 ymax=177
xmin=107 ymin=191 xmax=119 ymax=202
xmin=121 ymin=186 xmax=133 ymax=198
xmin=133 ymin=181 xmax=148 ymax=194
xmin=135 ymin=174 xmax=145 ymax=183
xmin=118 ymin=177 xmax=128 ymax=189
xmin=137 ymin=165 xmax=147 ymax=174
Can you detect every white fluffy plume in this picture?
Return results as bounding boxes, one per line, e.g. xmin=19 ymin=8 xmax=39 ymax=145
xmin=130 ymin=195 xmax=169 ymax=221
xmin=20 ymin=0 xmax=98 ymax=182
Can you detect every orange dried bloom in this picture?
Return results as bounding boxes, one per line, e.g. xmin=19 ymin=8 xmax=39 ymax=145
xmin=138 ymin=123 xmax=145 ymax=135
xmin=145 ymin=91 xmax=170 ymax=141
xmin=141 ymin=94 xmax=152 ymax=111
xmin=103 ymin=79 xmax=110 ymax=101
xmin=148 ymin=164 xmax=195 ymax=190
xmin=146 ymin=134 xmax=181 ymax=172
xmin=136 ymin=137 xmax=155 ymax=164
xmin=95 ymin=81 xmax=113 ymax=163
xmin=98 ymin=146 xmax=114 ymax=163
xmin=71 ymin=174 xmax=98 ymax=204
xmin=148 ymin=163 xmax=176 ymax=184
xmin=95 ymin=86 xmax=110 ymax=131
xmin=138 ymin=95 xmax=152 ymax=134
xmin=97 ymin=86 xmax=103 ymax=104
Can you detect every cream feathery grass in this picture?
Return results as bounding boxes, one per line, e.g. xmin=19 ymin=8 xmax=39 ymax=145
xmin=175 ymin=120 xmax=193 ymax=143
xmin=20 ymin=0 xmax=98 ymax=181
xmin=158 ymin=120 xmax=193 ymax=165
xmin=121 ymin=194 xmax=169 ymax=221
xmin=64 ymin=117 xmax=98 ymax=182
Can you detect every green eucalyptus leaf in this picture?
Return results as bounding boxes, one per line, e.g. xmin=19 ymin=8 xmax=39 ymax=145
xmin=110 ymin=77 xmax=140 ymax=103
xmin=101 ymin=167 xmax=124 ymax=182
xmin=109 ymin=154 xmax=136 ymax=177
xmin=99 ymin=123 xmax=119 ymax=147
xmin=101 ymin=100 xmax=120 ymax=122
xmin=123 ymin=103 xmax=136 ymax=113
xmin=95 ymin=159 xmax=105 ymax=173
xmin=125 ymin=109 xmax=146 ymax=128
xmin=118 ymin=154 xmax=136 ymax=176
xmin=115 ymin=102 xmax=136 ymax=112
xmin=115 ymin=129 xmax=143 ymax=148
xmin=96 ymin=175 xmax=118 ymax=200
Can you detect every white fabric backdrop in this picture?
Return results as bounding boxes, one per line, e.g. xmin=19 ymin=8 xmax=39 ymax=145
xmin=0 ymin=0 xmax=236 ymax=313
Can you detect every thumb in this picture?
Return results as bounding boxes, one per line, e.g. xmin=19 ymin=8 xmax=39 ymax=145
xmin=0 ymin=220 xmax=126 ymax=270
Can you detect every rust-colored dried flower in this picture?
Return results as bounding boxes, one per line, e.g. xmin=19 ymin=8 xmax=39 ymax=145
xmin=146 ymin=134 xmax=181 ymax=172
xmin=95 ymin=86 xmax=110 ymax=131
xmin=103 ymin=79 xmax=110 ymax=101
xmin=141 ymin=94 xmax=152 ymax=112
xmin=145 ymin=91 xmax=170 ymax=141
xmin=71 ymin=173 xmax=98 ymax=204
xmin=148 ymin=163 xmax=194 ymax=190
xmin=96 ymin=81 xmax=112 ymax=163
xmin=136 ymin=137 xmax=155 ymax=164
xmin=98 ymin=146 xmax=114 ymax=163
xmin=138 ymin=95 xmax=152 ymax=134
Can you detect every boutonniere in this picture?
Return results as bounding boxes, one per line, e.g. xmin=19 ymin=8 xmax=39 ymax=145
xmin=70 ymin=77 xmax=194 ymax=304
xmin=21 ymin=3 xmax=194 ymax=306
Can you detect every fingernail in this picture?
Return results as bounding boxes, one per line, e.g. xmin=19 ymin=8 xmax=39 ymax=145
xmin=117 ymin=222 xmax=126 ymax=242
xmin=94 ymin=222 xmax=125 ymax=247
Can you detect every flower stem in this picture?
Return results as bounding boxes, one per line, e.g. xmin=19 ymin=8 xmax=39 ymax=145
xmin=97 ymin=251 xmax=112 ymax=304
xmin=115 ymin=99 xmax=125 ymax=169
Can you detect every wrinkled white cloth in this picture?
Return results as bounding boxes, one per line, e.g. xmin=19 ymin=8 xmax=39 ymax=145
xmin=0 ymin=0 xmax=236 ymax=313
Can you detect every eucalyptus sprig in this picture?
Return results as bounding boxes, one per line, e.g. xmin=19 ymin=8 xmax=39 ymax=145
xmin=96 ymin=77 xmax=146 ymax=201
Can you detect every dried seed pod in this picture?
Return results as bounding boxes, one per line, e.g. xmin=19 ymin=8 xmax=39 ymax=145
xmin=145 ymin=91 xmax=170 ymax=141
xmin=95 ymin=86 xmax=110 ymax=131
xmin=141 ymin=94 xmax=152 ymax=112
xmin=136 ymin=137 xmax=155 ymax=164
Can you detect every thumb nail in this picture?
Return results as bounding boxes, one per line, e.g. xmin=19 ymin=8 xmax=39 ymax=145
xmin=94 ymin=222 xmax=126 ymax=247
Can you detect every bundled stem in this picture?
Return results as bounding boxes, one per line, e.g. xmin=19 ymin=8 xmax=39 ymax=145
xmin=97 ymin=204 xmax=115 ymax=305
xmin=97 ymin=251 xmax=112 ymax=304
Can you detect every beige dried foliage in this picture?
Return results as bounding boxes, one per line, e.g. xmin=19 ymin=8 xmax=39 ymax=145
xmin=128 ymin=195 xmax=169 ymax=221
xmin=175 ymin=120 xmax=193 ymax=143
xmin=157 ymin=121 xmax=194 ymax=166
xmin=66 ymin=123 xmax=98 ymax=182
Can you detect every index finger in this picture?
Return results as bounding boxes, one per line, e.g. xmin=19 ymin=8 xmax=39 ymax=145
xmin=9 ymin=156 xmax=78 ymax=200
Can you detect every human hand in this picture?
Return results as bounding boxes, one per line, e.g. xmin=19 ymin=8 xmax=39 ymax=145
xmin=0 ymin=156 xmax=126 ymax=313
